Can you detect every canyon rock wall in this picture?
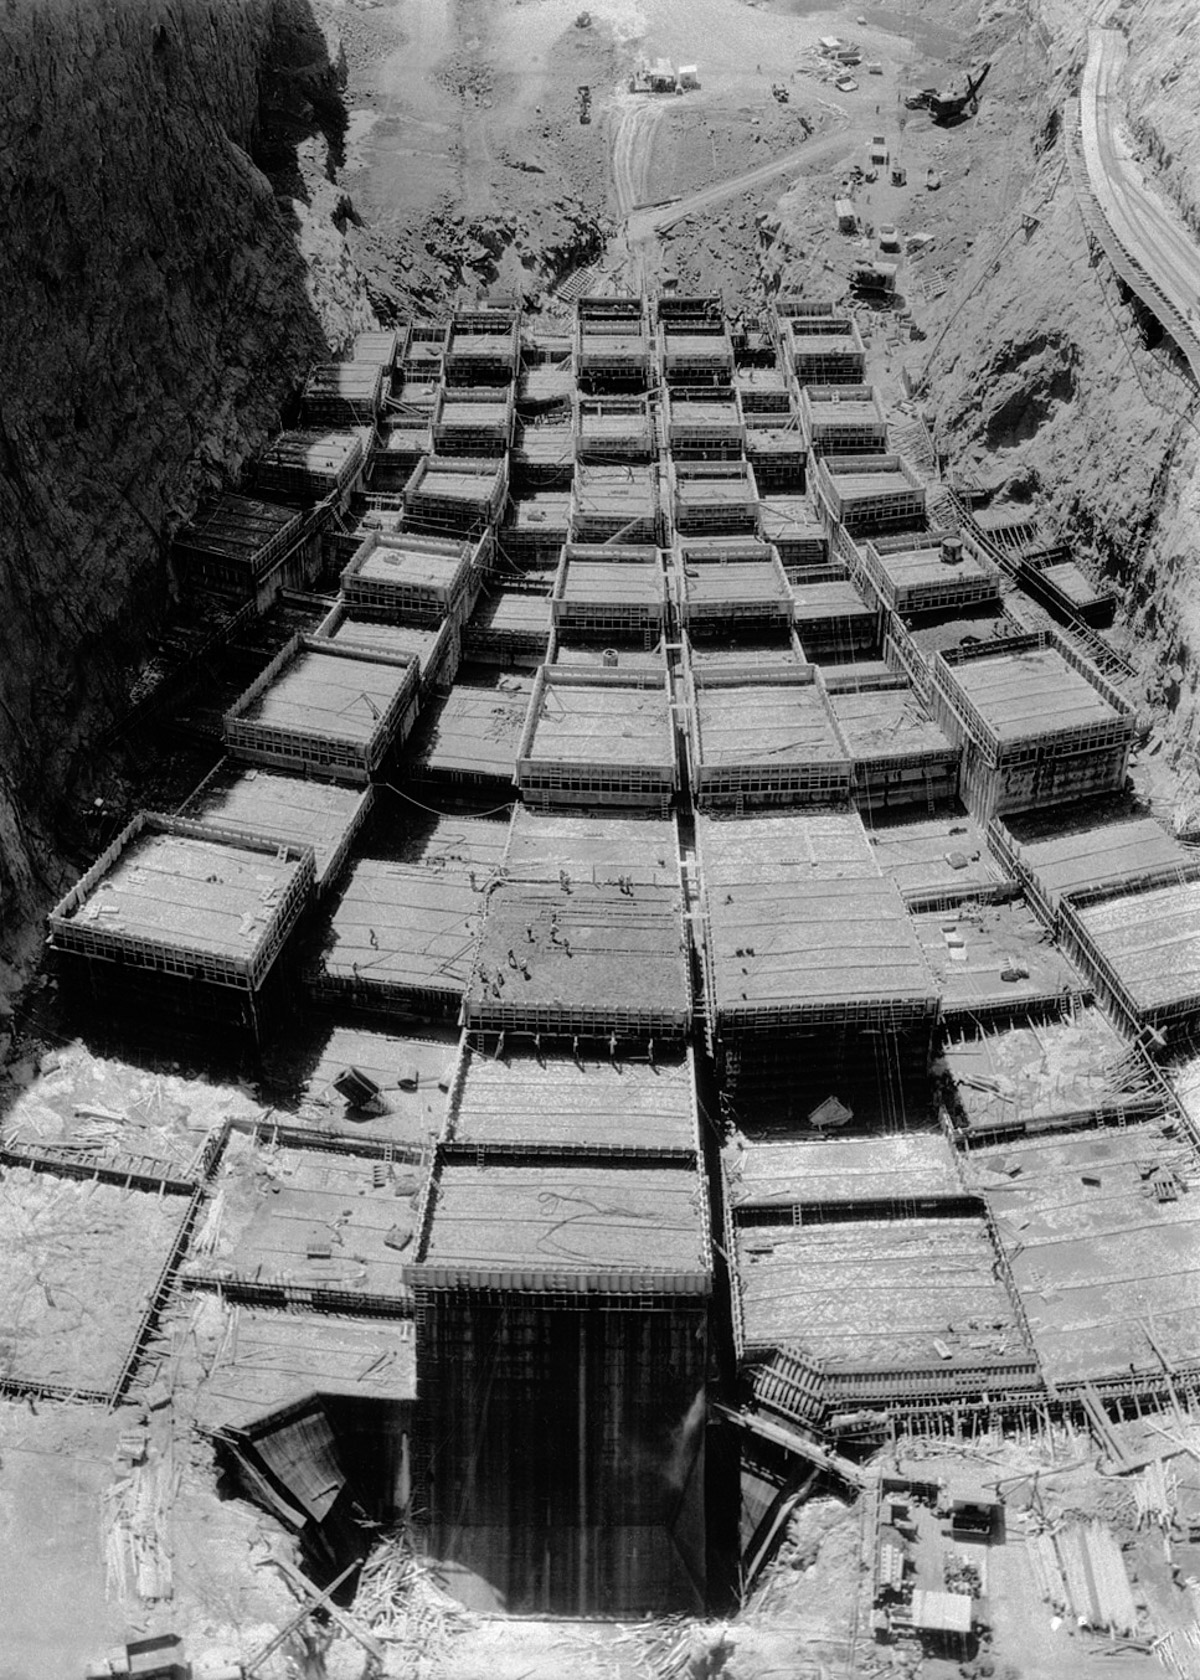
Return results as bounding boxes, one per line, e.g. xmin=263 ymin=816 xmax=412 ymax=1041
xmin=0 ymin=0 xmax=371 ymax=994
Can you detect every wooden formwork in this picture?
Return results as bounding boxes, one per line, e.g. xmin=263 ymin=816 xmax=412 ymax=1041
xmin=173 ymin=493 xmax=307 ymax=593
xmin=574 ymin=395 xmax=655 ymax=462
xmin=443 ymin=311 xmax=522 ymax=384
xmin=224 ymin=633 xmax=421 ymax=784
xmin=299 ymin=362 xmax=385 ymax=428
xmin=403 ymin=455 xmax=509 ymax=536
xmin=47 ymin=812 xmax=314 ymax=993
xmin=675 ymin=538 xmax=792 ymax=635
xmin=550 ymin=543 xmax=668 ymax=640
xmin=799 ymin=384 xmax=888 ymax=456
xmin=812 ymin=452 xmax=926 ymax=533
xmin=254 ymin=428 xmax=373 ymax=504
xmin=685 ymin=662 xmax=853 ymax=808
xmin=431 ymin=384 xmax=515 ymax=456
xmin=341 ymin=530 xmax=478 ymax=624
xmin=860 ymin=530 xmax=1002 ymax=616
xmin=571 ymin=463 xmax=661 ymax=544
xmin=1057 ymin=863 xmax=1200 ymax=1038
xmin=516 ymin=666 xmax=678 ymax=809
xmin=670 ymin=460 xmax=759 ymax=536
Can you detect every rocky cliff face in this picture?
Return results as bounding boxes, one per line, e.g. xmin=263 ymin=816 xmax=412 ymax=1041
xmin=924 ymin=0 xmax=1200 ymax=823
xmin=0 ymin=0 xmax=373 ymax=998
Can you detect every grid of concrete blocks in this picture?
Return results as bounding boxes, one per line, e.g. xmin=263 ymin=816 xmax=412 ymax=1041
xmin=33 ymin=295 xmax=1200 ymax=1616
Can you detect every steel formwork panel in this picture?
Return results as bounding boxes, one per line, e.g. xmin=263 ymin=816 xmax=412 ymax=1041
xmin=575 ymin=396 xmax=655 ymax=461
xmin=686 ymin=663 xmax=853 ymax=808
xmin=676 ymin=542 xmax=793 ymax=632
xmin=784 ymin=321 xmax=868 ymax=387
xmin=827 ymin=682 xmax=960 ymax=812
xmin=352 ymin=329 xmax=399 ymax=367
xmin=503 ymin=803 xmax=682 ymax=888
xmin=799 ymin=384 xmax=888 ymax=455
xmin=408 ymin=671 xmax=534 ymax=789
xmin=173 ymin=493 xmax=306 ymax=587
xmin=571 ymin=464 xmax=660 ymax=544
xmin=224 ymin=634 xmax=420 ymax=784
xmin=314 ymin=603 xmax=459 ymax=694
xmin=665 ymin=391 xmax=745 ymax=458
xmin=659 ymin=327 xmax=735 ymax=385
xmin=735 ymin=366 xmax=793 ymax=414
xmin=432 ymin=385 xmax=515 ymax=455
xmin=403 ymin=455 xmax=509 ymax=534
xmin=671 ymin=462 xmax=760 ymax=535
xmin=996 ymin=810 xmax=1193 ymax=916
xmin=180 ymin=763 xmax=374 ymax=897
xmin=444 ymin=316 xmax=521 ymax=382
xmin=48 ymin=813 xmax=314 ymax=992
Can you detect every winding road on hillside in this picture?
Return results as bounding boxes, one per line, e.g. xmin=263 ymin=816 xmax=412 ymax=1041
xmin=1080 ymin=27 xmax=1200 ymax=382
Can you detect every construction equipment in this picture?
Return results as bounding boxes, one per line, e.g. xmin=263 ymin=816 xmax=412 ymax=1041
xmin=578 ymin=84 xmax=591 ymax=124
xmin=906 ymin=62 xmax=991 ymax=124
xmin=771 ymin=82 xmax=790 ymax=104
xmin=852 ymin=261 xmax=899 ymax=296
xmin=891 ymin=162 xmax=907 ymax=186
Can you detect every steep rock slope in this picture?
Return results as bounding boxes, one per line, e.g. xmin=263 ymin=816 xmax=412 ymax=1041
xmin=0 ymin=0 xmax=369 ymax=994
xmin=925 ymin=0 xmax=1200 ymax=818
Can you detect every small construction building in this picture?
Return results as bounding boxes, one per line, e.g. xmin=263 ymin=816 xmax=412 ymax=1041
xmin=812 ymin=454 xmax=926 ymax=535
xmin=860 ymin=532 xmax=1002 ymax=617
xmin=299 ymin=361 xmax=385 ymax=428
xmin=665 ymin=390 xmax=745 ymax=459
xmin=463 ymin=580 xmax=554 ymax=667
xmin=570 ymin=463 xmax=660 ymax=544
xmin=758 ymin=495 xmax=829 ymax=572
xmin=575 ymin=395 xmax=655 ymax=462
xmin=443 ymin=306 xmax=522 ymax=384
xmin=911 ymin=892 xmax=1086 ymax=1027
xmin=224 ymin=635 xmax=421 ymax=784
xmin=314 ymin=602 xmax=460 ymax=694
xmin=550 ymin=544 xmax=668 ymax=642
xmin=790 ymin=568 xmax=879 ymax=660
xmin=824 ymin=673 xmax=960 ymax=812
xmin=180 ymin=763 xmax=373 ymax=898
xmin=406 ymin=669 xmax=534 ymax=793
xmin=671 ymin=461 xmax=760 ymax=536
xmin=928 ymin=632 xmax=1137 ymax=820
xmin=676 ymin=540 xmax=793 ymax=639
xmin=431 ymin=385 xmax=515 ymax=456
xmin=992 ymin=805 xmax=1193 ymax=922
xmin=402 ymin=455 xmax=509 ymax=536
xmin=799 ymin=385 xmax=888 ymax=456
xmin=685 ymin=662 xmax=852 ymax=808
xmin=341 ymin=530 xmax=482 ymax=625
xmin=48 ymin=812 xmax=314 ymax=1035
xmin=498 ymin=489 xmax=574 ymax=565
xmin=1058 ymin=863 xmax=1200 ymax=1039
xmin=311 ymin=814 xmax=507 ymax=1017
xmin=172 ymin=493 xmax=308 ymax=600
xmin=516 ymin=667 xmax=677 ymax=809
xmin=253 ymin=428 xmax=372 ymax=504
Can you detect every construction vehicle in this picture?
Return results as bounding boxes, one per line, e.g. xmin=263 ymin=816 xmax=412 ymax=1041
xmin=772 ymin=82 xmax=790 ymax=104
xmin=578 ymin=84 xmax=591 ymax=124
xmin=905 ymin=62 xmax=991 ymax=124
xmin=852 ymin=261 xmax=898 ymax=296
xmin=891 ymin=162 xmax=907 ymax=186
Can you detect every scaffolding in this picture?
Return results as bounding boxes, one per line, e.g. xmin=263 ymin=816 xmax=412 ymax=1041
xmin=48 ymin=812 xmax=314 ymax=992
xmin=224 ymin=634 xmax=421 ymax=783
xmin=686 ymin=662 xmax=854 ymax=808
